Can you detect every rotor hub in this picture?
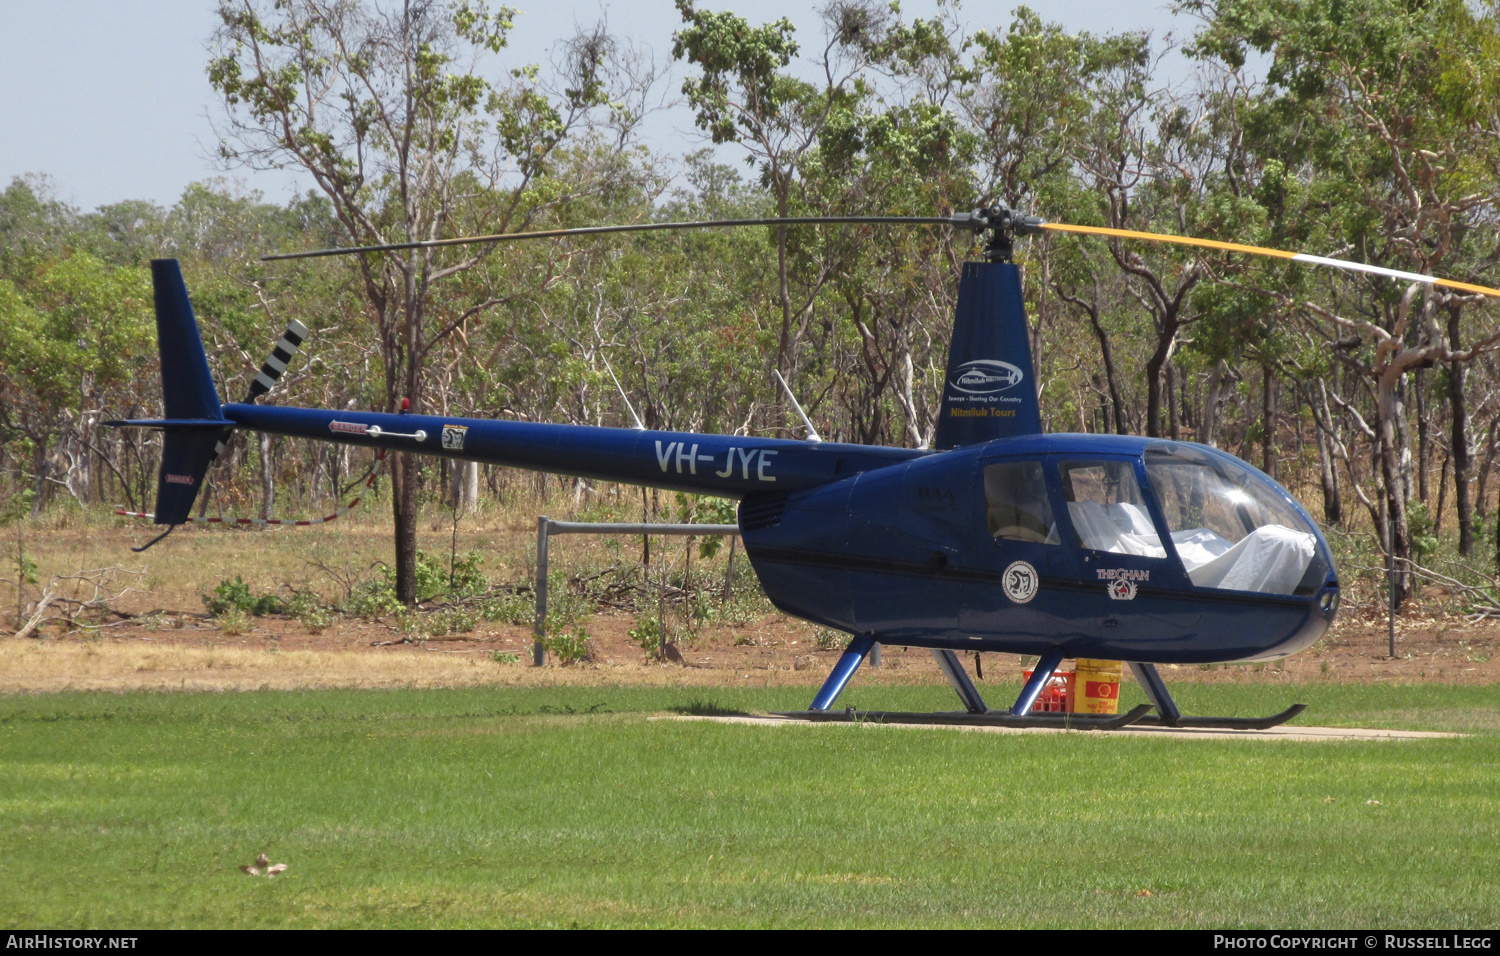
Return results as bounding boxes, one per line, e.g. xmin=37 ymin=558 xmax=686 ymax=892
xmin=954 ymin=205 xmax=1045 ymax=262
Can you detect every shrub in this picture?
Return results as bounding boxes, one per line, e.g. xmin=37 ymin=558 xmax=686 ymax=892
xmin=545 ymin=625 xmax=592 ymax=666
xmin=216 ymin=607 xmax=252 ymax=636
xmin=481 ymin=590 xmax=533 ymax=624
xmin=285 ymin=591 xmax=337 ymax=634
xmin=447 ymin=550 xmax=487 ymax=598
xmin=438 ymin=607 xmax=478 ymax=634
xmin=374 ymin=549 xmax=488 ymax=604
xmin=628 ymin=613 xmax=663 ymax=657
xmin=203 ymin=576 xmax=281 ymax=617
xmin=344 ymin=579 xmax=403 ymax=617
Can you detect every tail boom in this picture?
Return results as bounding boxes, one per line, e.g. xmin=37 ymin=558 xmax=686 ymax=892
xmin=222 ymin=403 xmax=925 ymax=499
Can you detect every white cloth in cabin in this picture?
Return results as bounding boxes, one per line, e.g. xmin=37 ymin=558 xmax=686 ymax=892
xmin=1178 ymin=524 xmax=1316 ymax=594
xmin=1067 ymin=501 xmax=1166 ymax=557
xmin=1066 ymin=502 xmax=1317 ymax=594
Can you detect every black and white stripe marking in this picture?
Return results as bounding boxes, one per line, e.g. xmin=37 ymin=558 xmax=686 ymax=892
xmin=243 ymin=320 xmax=308 ymax=401
xmin=203 ymin=319 xmax=311 ymax=469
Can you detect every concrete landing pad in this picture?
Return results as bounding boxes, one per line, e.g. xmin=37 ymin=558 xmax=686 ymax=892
xmin=656 ymin=714 xmax=1464 ymax=742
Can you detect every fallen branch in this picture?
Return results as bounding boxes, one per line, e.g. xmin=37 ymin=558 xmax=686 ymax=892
xmin=14 ymin=566 xmax=145 ymax=638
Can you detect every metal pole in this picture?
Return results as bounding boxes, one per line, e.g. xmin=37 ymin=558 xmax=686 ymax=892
xmin=869 ymin=642 xmax=882 ymax=668
xmin=722 ymin=535 xmax=737 ymax=603
xmin=534 ymin=516 xmax=549 ymax=666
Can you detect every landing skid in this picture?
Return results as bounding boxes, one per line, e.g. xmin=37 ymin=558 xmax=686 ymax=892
xmin=1127 ymin=662 xmax=1306 ymax=730
xmin=802 ymin=640 xmax=1307 ymax=731
xmin=1133 ymin=704 xmax=1307 ymax=731
xmin=775 ymin=704 xmax=1155 ymax=730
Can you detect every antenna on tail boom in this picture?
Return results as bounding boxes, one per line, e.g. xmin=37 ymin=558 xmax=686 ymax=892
xmin=774 ymin=370 xmax=823 ymax=443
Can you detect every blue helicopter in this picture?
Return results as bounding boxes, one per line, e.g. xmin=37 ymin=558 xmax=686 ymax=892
xmin=112 ymin=207 xmax=1497 ymax=729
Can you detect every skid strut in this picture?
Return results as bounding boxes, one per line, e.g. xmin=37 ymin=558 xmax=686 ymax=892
xmin=795 ymin=643 xmax=1155 ymax=729
xmin=799 ymin=649 xmax=1305 ymax=731
xmin=931 ymin=649 xmax=988 ymax=713
xmin=808 ymin=635 xmax=877 ymax=712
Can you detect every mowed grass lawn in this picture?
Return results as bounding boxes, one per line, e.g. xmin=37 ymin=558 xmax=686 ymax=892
xmin=1 ymin=683 xmax=1497 ymax=928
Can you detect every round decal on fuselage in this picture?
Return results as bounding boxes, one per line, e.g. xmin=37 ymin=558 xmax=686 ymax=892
xmin=1002 ymin=560 xmax=1039 ymax=604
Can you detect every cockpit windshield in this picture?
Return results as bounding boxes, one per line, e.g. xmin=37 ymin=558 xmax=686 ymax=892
xmin=1144 ymin=443 xmax=1322 ymax=595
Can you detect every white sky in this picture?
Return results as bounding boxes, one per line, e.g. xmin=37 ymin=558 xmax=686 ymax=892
xmin=0 ymin=1 xmax=1194 ymax=212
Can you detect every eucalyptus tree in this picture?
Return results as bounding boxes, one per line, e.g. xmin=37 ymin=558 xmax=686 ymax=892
xmin=208 ymin=0 xmax=646 ymax=602
xmin=674 ymin=0 xmax=896 ymax=392
xmin=1185 ymin=0 xmax=1500 ymax=597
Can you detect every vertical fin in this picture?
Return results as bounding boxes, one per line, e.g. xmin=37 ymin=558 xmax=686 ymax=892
xmin=148 ymin=259 xmax=224 ymax=525
xmin=152 ymin=259 xmax=223 ymax=422
xmin=932 ymin=261 xmax=1041 ymax=449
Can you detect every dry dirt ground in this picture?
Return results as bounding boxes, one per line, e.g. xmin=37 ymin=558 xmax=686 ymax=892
xmin=4 ymin=607 xmax=1497 ymax=695
xmin=5 ymin=517 xmax=1498 ymax=694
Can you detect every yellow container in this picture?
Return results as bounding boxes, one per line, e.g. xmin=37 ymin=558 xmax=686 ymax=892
xmin=1072 ymin=659 xmax=1122 ymax=714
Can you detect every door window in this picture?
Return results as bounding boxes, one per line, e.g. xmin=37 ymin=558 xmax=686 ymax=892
xmin=983 ymin=461 xmax=1058 ymax=544
xmin=1057 ymin=459 xmax=1165 ymax=557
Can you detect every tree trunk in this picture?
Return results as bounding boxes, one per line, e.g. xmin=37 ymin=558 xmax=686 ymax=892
xmin=1166 ymin=363 xmax=1180 ymax=440
xmin=1448 ymin=307 xmax=1473 ymax=556
xmin=1415 ymin=368 xmax=1429 ymax=505
xmin=259 ymin=432 xmax=275 ymax=521
xmin=1261 ymin=364 xmax=1276 ymax=479
xmin=1084 ymin=302 xmax=1125 ymax=434
xmin=393 ymin=452 xmax=420 ymax=605
xmin=459 ymin=460 xmax=480 ymax=515
xmin=1314 ymin=392 xmax=1342 ymax=525
xmin=1377 ymin=367 xmax=1412 ymax=605
xmin=1201 ymin=360 xmax=1228 ymax=448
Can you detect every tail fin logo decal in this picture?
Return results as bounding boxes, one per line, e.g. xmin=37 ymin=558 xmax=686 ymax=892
xmin=948 ymin=359 xmax=1023 ymax=395
xmin=165 ymin=473 xmax=195 ymax=485
xmin=441 ymin=425 xmax=468 ymax=451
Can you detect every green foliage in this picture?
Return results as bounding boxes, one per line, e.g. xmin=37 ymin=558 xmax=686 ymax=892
xmin=1407 ymin=501 xmax=1439 ymax=565
xmin=439 ymin=607 xmax=479 ymax=635
xmin=674 ymin=493 xmax=737 ymax=558
xmin=628 ymin=612 xmax=663 ymax=658
xmin=286 ymin=592 xmax=336 ymax=634
xmin=446 ymin=550 xmax=488 ymax=599
xmin=481 ymin=590 xmax=534 ymax=625
xmin=394 ymin=605 xmax=479 ymax=641
xmin=203 ymin=576 xmax=283 ymax=617
xmin=215 ymin=607 xmax=253 ymax=636
xmin=344 ymin=579 xmax=404 ymax=618
xmin=544 ymin=624 xmax=593 ymax=666
xmin=373 ymin=550 xmax=488 ymax=605
xmin=673 ymin=2 xmax=802 ymax=146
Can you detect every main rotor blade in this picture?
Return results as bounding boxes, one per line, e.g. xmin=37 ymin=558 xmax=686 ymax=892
xmin=261 ymin=216 xmax=968 ymax=261
xmin=1039 ymin=222 xmax=1500 ymax=299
